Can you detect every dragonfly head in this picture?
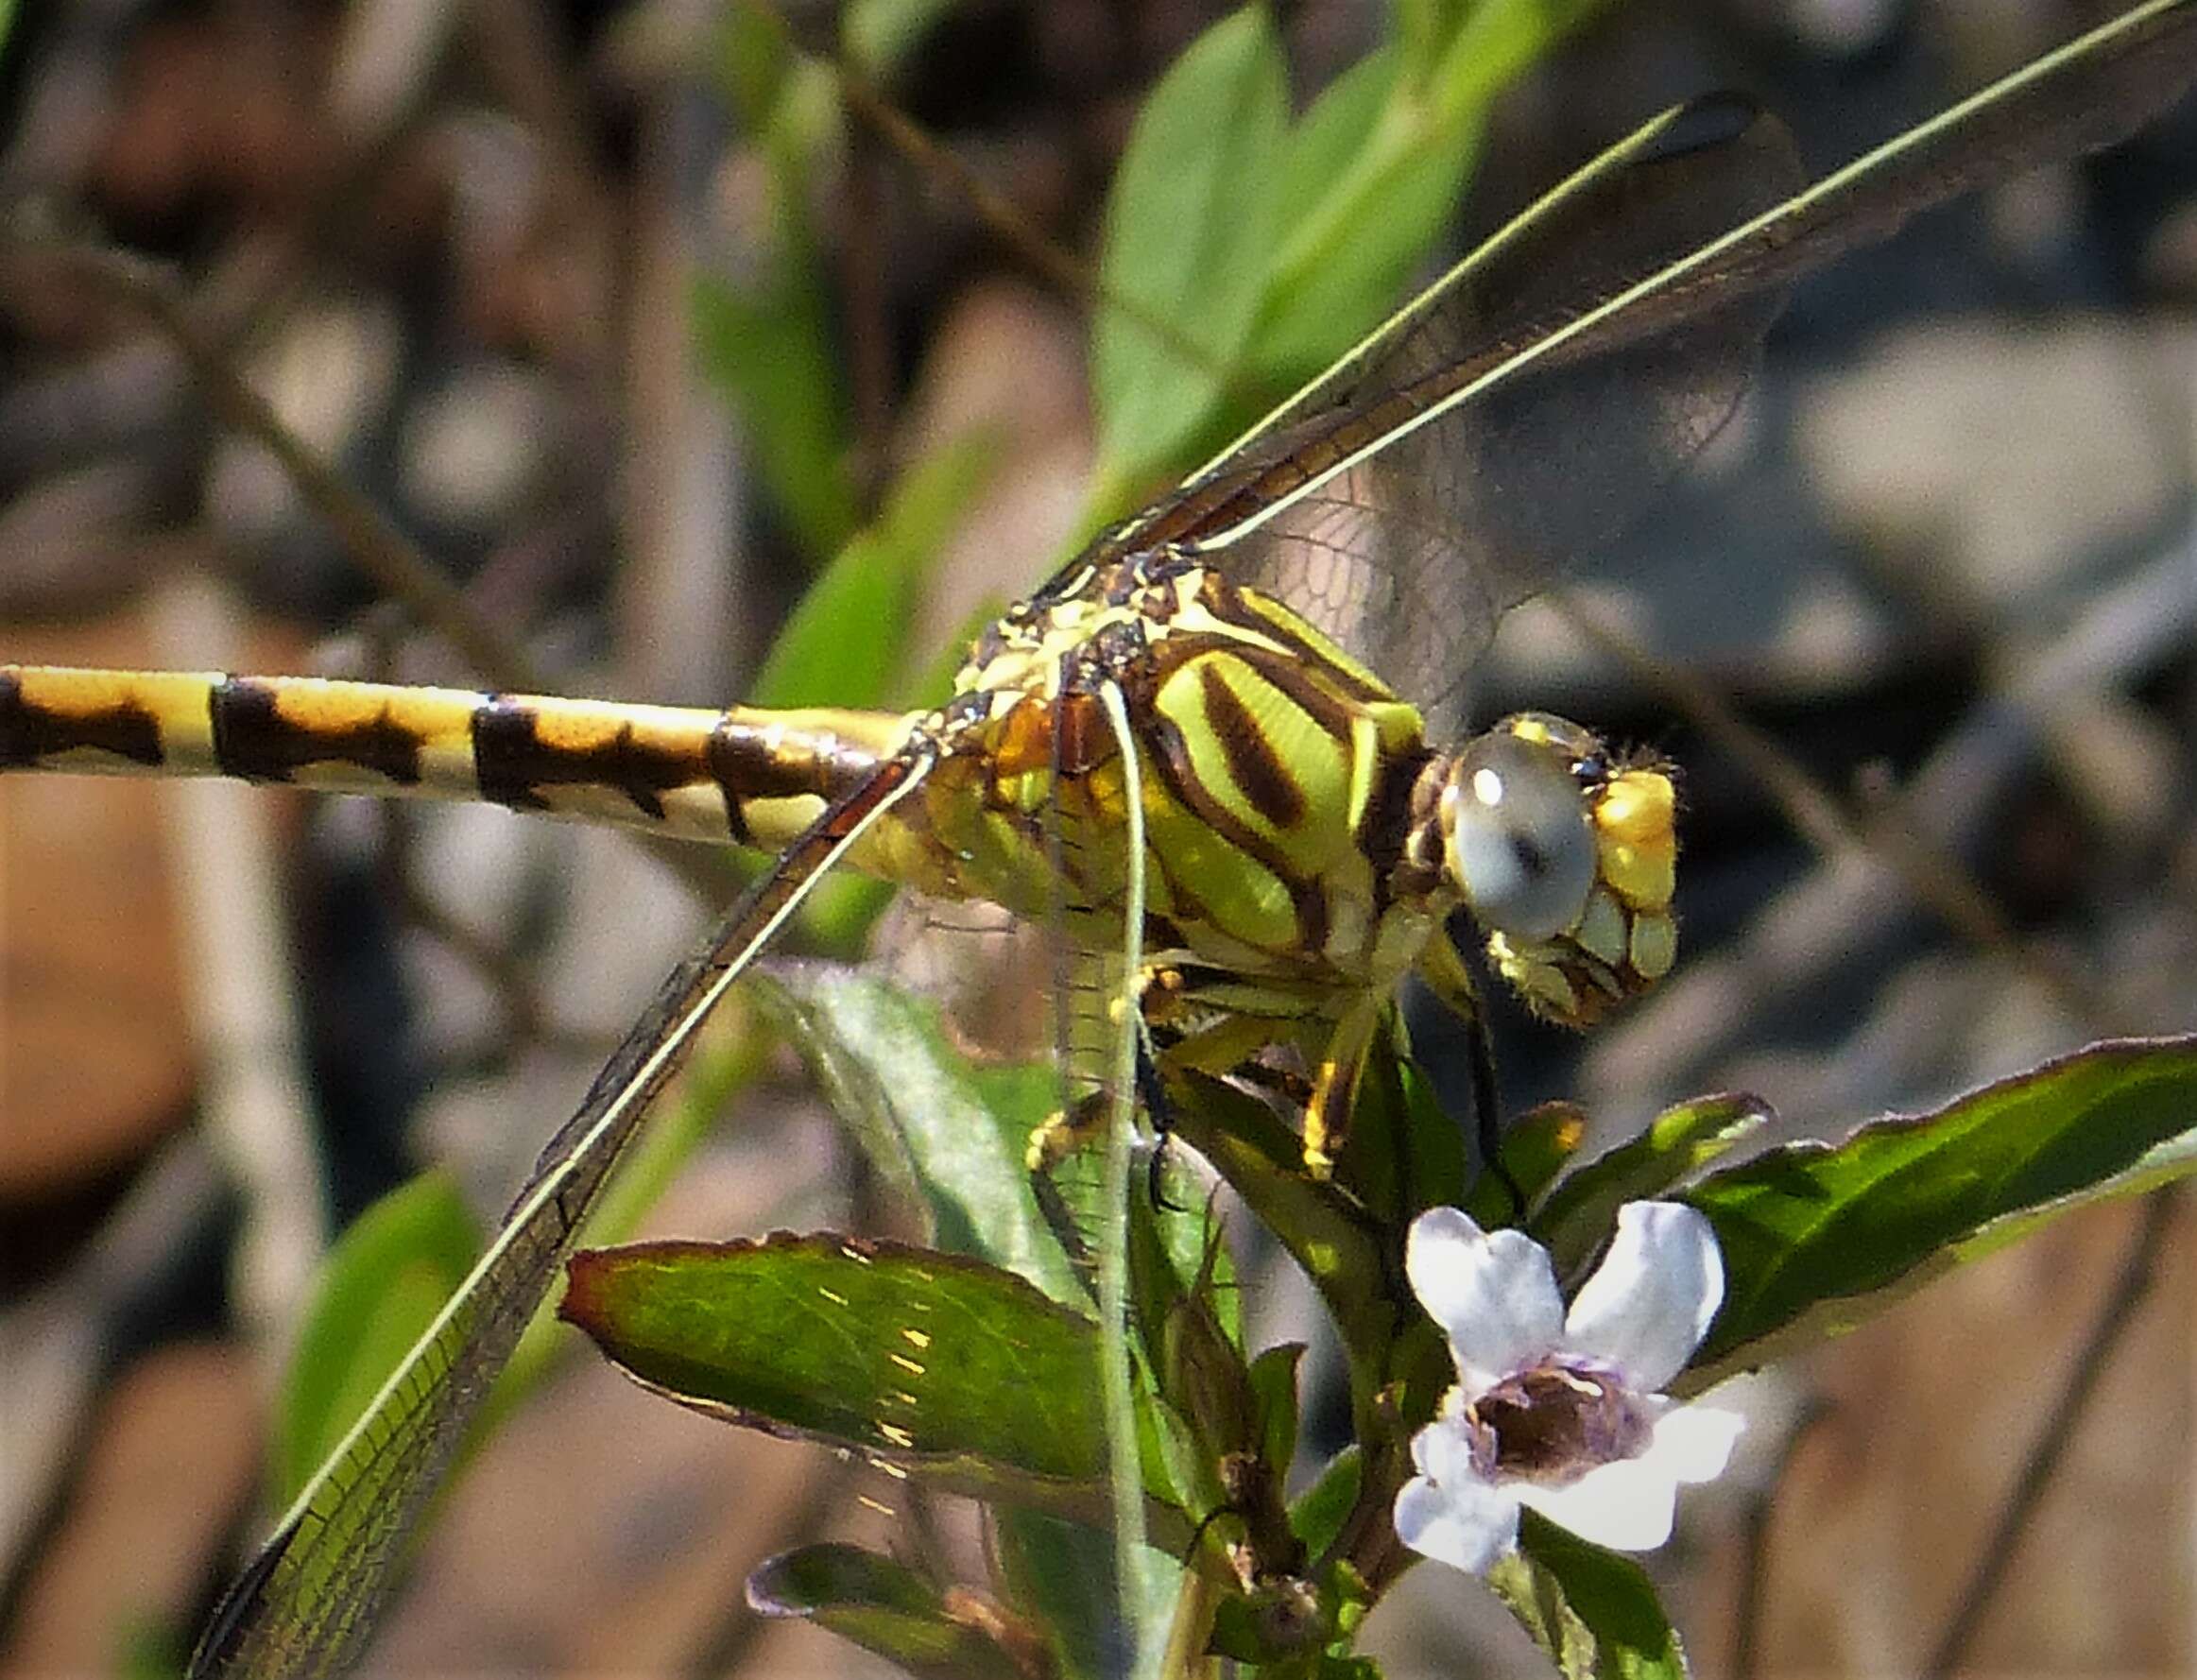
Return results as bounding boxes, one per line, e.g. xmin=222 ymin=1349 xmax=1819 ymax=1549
xmin=1433 ymin=712 xmax=1679 ymax=1027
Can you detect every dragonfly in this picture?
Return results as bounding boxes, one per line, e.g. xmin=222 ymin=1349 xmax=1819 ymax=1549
xmin=3 ymin=4 xmax=2193 ymax=1674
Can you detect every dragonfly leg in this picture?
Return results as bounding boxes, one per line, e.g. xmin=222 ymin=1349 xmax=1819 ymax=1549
xmin=1416 ymin=925 xmax=1519 ymax=1217
xmin=1137 ymin=1023 xmax=1188 ymax=1213
xmin=1021 ymin=1025 xmax=1176 ymax=1285
xmin=1300 ymin=996 xmax=1382 ymax=1181
xmin=1025 ymin=965 xmax=1182 ymax=1276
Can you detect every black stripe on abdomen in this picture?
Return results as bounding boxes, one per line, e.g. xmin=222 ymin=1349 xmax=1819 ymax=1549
xmin=1 ymin=669 xmax=166 ymax=768
xmin=472 ymin=697 xmax=707 ymax=821
xmin=210 ymin=677 xmax=424 ymax=785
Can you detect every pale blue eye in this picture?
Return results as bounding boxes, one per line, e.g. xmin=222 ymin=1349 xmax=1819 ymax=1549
xmin=1444 ymin=732 xmax=1596 ymax=942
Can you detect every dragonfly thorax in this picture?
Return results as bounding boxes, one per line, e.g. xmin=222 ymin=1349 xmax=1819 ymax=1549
xmin=1420 ymin=712 xmax=1678 ymax=1027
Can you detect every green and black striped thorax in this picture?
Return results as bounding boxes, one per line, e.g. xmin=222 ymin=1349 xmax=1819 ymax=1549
xmin=914 ymin=545 xmax=1446 ymax=990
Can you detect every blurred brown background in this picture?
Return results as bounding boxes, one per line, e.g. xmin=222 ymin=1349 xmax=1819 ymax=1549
xmin=1 ymin=1 xmax=2192 ymax=1675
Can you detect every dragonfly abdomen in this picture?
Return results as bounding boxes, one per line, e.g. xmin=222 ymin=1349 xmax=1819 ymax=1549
xmin=0 ymin=664 xmax=912 ymax=856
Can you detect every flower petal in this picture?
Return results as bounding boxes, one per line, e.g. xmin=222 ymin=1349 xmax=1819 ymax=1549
xmin=1649 ymin=1402 xmax=1746 ymax=1485
xmin=1407 ymin=1207 xmax=1564 ymax=1393
xmin=1518 ymin=1453 xmax=1679 ymax=1552
xmin=1562 ymin=1201 xmax=1723 ymax=1389
xmin=1411 ymin=1414 xmax=1479 ymax=1483
xmin=1395 ymin=1468 xmax=1520 ymax=1577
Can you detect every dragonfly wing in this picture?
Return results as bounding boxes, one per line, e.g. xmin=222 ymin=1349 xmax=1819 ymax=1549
xmin=1163 ymin=0 xmax=2197 ymax=722
xmin=189 ymin=750 xmax=937 ymax=1680
xmin=1168 ymin=95 xmax=1804 ymax=723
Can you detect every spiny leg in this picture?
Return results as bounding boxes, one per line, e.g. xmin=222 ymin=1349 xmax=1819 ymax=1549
xmin=1026 ymin=967 xmax=1183 ymax=1275
xmin=1417 ymin=922 xmax=1519 ymax=1218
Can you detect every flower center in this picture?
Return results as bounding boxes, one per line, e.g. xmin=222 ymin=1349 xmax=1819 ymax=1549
xmin=1468 ymin=1363 xmax=1652 ymax=1485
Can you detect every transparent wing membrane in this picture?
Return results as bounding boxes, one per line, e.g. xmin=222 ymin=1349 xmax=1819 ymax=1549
xmin=1183 ymin=98 xmax=1800 ymax=725
xmin=1111 ymin=0 xmax=2197 ymax=723
xmin=188 ymin=753 xmax=936 ymax=1680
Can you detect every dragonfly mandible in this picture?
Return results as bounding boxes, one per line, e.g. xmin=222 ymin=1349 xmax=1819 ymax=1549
xmin=3 ymin=3 xmax=2194 ymax=1675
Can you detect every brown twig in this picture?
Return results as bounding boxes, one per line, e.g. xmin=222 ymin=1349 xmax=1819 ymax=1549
xmin=8 ymin=239 xmax=548 ymax=695
xmin=1921 ymin=1191 xmax=2179 ymax=1677
xmin=1727 ymin=1393 xmax=1831 ymax=1680
xmin=828 ymin=56 xmax=1239 ymax=405
xmin=1551 ymin=591 xmax=2096 ymax=1028
xmin=840 ymin=112 xmax=896 ymax=517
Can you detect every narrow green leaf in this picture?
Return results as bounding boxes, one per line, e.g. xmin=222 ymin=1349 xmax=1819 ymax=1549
xmin=750 ymin=433 xmax=996 ymax=710
xmin=562 ymin=1234 xmax=1110 ymax=1511
xmin=1247 ymin=0 xmax=1611 ymax=389
xmin=1246 ymin=1342 xmax=1303 ymax=1485
xmin=995 ymin=1509 xmax=1178 ymax=1680
xmin=1502 ymin=1102 xmax=1593 ymax=1213
xmin=275 ymin=1173 xmax=480 ymax=1502
xmin=1276 ymin=42 xmax=1398 ymax=222
xmin=1246 ymin=50 xmax=1474 ymax=391
xmin=114 ymin=1614 xmax=187 ymax=1680
xmin=691 ymin=281 xmax=855 ymax=558
xmin=747 ymin=965 xmax=1081 ymax=1304
xmin=1091 ymin=6 xmax=1290 ymax=485
xmin=1688 ymin=1036 xmax=2197 ymax=1385
xmin=1288 ymin=1447 xmax=1362 ymax=1560
xmin=747 ymin=1543 xmax=1032 ymax=1680
xmin=1498 ymin=1510 xmax=1689 ymax=1680
xmin=1166 ymin=1071 xmax=1397 ymax=1380
xmin=717 ymin=1 xmax=797 ymax=122
xmin=1531 ymin=1095 xmax=1767 ymax=1279
xmin=996 ymin=1510 xmax=1125 ymax=1680
xmin=1343 ymin=1012 xmax=1470 ymax=1229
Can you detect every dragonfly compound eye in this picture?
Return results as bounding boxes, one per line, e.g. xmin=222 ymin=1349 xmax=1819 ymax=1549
xmin=1439 ymin=729 xmax=1599 ymax=943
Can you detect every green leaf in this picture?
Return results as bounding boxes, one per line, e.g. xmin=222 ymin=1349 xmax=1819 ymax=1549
xmin=275 ymin=1172 xmax=481 ymax=1502
xmin=1166 ymin=1071 xmax=1397 ymax=1381
xmin=114 ymin=1614 xmax=187 ymax=1680
xmin=1090 ymin=6 xmax=1290 ymax=488
xmin=1127 ymin=1186 xmax=1234 ymax=1491
xmin=747 ymin=1543 xmax=1033 ymax=1680
xmin=1289 ymin=1445 xmax=1361 ymax=1562
xmin=1341 ymin=1011 xmax=1470 ymax=1230
xmin=747 ymin=965 xmax=1081 ymax=1304
xmin=562 ymin=1233 xmax=1114 ymax=1516
xmin=1687 ymin=1036 xmax=2197 ymax=1386
xmin=1244 ymin=46 xmax=1475 ymax=392
xmin=1246 ymin=1341 xmax=1303 ymax=1483
xmin=995 ymin=1509 xmax=1178 ymax=1680
xmin=1530 ymin=1095 xmax=1767 ymax=1280
xmin=750 ymin=433 xmax=996 ymax=710
xmin=1495 ymin=1510 xmax=1688 ymax=1680
xmin=695 ymin=263 xmax=854 ymax=557
xmin=717 ymin=1 xmax=797 ymax=122
xmin=1500 ymin=1102 xmax=1594 ymax=1215
xmin=995 ymin=1510 xmax=1123 ymax=1680
xmin=1244 ymin=0 xmax=1612 ymax=390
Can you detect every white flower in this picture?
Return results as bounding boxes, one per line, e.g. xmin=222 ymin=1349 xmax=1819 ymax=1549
xmin=1393 ymin=1201 xmax=1744 ymax=1576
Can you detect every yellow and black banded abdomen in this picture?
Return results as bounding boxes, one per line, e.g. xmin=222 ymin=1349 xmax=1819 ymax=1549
xmin=0 ymin=664 xmax=913 ymax=859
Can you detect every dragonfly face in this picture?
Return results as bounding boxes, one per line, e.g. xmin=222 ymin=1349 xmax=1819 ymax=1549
xmin=934 ymin=542 xmax=1679 ymax=1034
xmin=1432 ymin=714 xmax=1680 ymax=1027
